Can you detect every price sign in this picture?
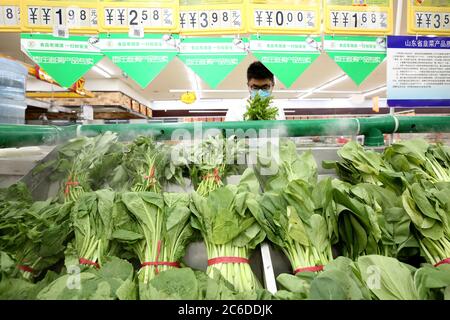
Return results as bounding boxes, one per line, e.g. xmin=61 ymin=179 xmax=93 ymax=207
xmin=179 ymin=0 xmax=245 ymax=35
xmin=0 ymin=0 xmax=20 ymax=32
xmin=247 ymin=0 xmax=321 ymax=34
xmin=407 ymin=0 xmax=450 ymax=35
xmin=21 ymin=1 xmax=99 ymax=34
xmin=98 ymin=1 xmax=178 ymax=33
xmin=324 ymin=0 xmax=394 ymax=35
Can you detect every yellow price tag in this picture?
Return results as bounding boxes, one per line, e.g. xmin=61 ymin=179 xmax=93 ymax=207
xmin=0 ymin=0 xmax=20 ymax=32
xmin=21 ymin=0 xmax=99 ymax=34
xmin=247 ymin=0 xmax=321 ymax=34
xmin=407 ymin=0 xmax=450 ymax=35
xmin=98 ymin=0 xmax=178 ymax=33
xmin=324 ymin=0 xmax=394 ymax=35
xmin=179 ymin=0 xmax=246 ymax=35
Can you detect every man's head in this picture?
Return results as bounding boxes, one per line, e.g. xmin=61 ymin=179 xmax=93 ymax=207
xmin=247 ymin=61 xmax=274 ymax=99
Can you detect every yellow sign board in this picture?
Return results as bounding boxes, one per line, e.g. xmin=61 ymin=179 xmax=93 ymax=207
xmin=20 ymin=0 xmax=99 ymax=34
xmin=407 ymin=0 xmax=450 ymax=35
xmin=247 ymin=0 xmax=321 ymax=34
xmin=98 ymin=0 xmax=178 ymax=33
xmin=324 ymin=0 xmax=394 ymax=35
xmin=0 ymin=0 xmax=20 ymax=32
xmin=179 ymin=0 xmax=246 ymax=35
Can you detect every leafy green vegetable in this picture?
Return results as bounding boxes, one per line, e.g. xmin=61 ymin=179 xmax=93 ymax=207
xmin=357 ymin=255 xmax=419 ymax=300
xmin=72 ymin=190 xmax=116 ymax=268
xmin=248 ymin=178 xmax=336 ymax=276
xmin=113 ymin=191 xmax=195 ymax=298
xmin=36 ymin=257 xmax=136 ymax=300
xmin=190 ymin=169 xmax=265 ymax=292
xmin=244 ymin=94 xmax=278 ymax=121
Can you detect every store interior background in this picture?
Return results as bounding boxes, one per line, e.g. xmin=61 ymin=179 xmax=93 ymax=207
xmin=0 ymin=0 xmax=449 ymax=126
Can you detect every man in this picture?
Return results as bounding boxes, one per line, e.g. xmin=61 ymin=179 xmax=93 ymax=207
xmin=225 ymin=61 xmax=285 ymax=121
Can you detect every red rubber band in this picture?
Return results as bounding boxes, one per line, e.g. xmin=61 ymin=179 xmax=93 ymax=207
xmin=294 ymin=265 xmax=324 ymax=274
xmin=18 ymin=265 xmax=35 ymax=273
xmin=144 ymin=166 xmax=155 ymax=180
xmin=141 ymin=261 xmax=180 ymax=268
xmin=207 ymin=257 xmax=249 ymax=266
xmin=79 ymin=258 xmax=100 ymax=269
xmin=435 ymin=258 xmax=450 ymax=267
xmin=64 ymin=176 xmax=79 ymax=195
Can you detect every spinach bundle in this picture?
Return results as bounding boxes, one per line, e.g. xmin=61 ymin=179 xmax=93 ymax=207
xmin=0 ymin=183 xmax=73 ymax=280
xmin=189 ymin=169 xmax=265 ymax=292
xmin=322 ymin=141 xmax=387 ymax=186
xmin=384 ymin=139 xmax=450 ymax=184
xmin=185 ymin=135 xmax=244 ymax=196
xmin=123 ymin=136 xmax=182 ymax=192
xmin=71 ymin=190 xmax=116 ymax=269
xmin=401 ymin=180 xmax=450 ymax=266
xmin=36 ymin=257 xmax=137 ymax=300
xmin=255 ymin=138 xmax=317 ymax=192
xmin=113 ymin=191 xmax=194 ymax=298
xmin=248 ymin=178 xmax=337 ymax=276
xmin=61 ymin=132 xmax=119 ymax=202
xmin=275 ymin=256 xmax=372 ymax=300
xmin=144 ymin=268 xmax=273 ymax=300
xmin=244 ymin=94 xmax=278 ymax=121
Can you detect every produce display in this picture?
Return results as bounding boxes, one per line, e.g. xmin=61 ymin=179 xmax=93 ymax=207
xmin=0 ymin=133 xmax=449 ymax=300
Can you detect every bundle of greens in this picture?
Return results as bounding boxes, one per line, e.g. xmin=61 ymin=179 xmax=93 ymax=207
xmin=122 ymin=136 xmax=183 ymax=193
xmin=185 ymin=135 xmax=245 ymax=196
xmin=255 ymin=138 xmax=317 ymax=192
xmin=190 ymin=169 xmax=265 ymax=292
xmin=384 ymin=139 xmax=450 ymax=184
xmin=244 ymin=93 xmax=278 ymax=121
xmin=0 ymin=183 xmax=73 ymax=280
xmin=322 ymin=141 xmax=388 ymax=186
xmin=275 ymin=256 xmax=372 ymax=300
xmin=341 ymin=182 xmax=418 ymax=260
xmin=401 ymin=180 xmax=450 ymax=266
xmin=144 ymin=268 xmax=274 ymax=300
xmin=60 ymin=132 xmax=119 ymax=202
xmin=248 ymin=178 xmax=336 ymax=276
xmin=36 ymin=257 xmax=137 ymax=300
xmin=113 ymin=191 xmax=194 ymax=299
xmin=71 ymin=190 xmax=116 ymax=269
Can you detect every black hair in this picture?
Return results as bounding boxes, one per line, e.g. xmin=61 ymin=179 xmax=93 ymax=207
xmin=247 ymin=61 xmax=274 ymax=83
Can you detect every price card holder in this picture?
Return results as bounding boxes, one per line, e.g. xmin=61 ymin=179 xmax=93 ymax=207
xmin=0 ymin=0 xmax=21 ymax=32
xmin=247 ymin=1 xmax=321 ymax=35
xmin=407 ymin=1 xmax=450 ymax=35
xmin=20 ymin=0 xmax=99 ymax=34
xmin=324 ymin=0 xmax=394 ymax=35
xmin=179 ymin=4 xmax=246 ymax=35
xmin=98 ymin=1 xmax=179 ymax=33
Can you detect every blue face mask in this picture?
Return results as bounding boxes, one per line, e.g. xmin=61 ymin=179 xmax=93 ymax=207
xmin=250 ymin=89 xmax=271 ymax=99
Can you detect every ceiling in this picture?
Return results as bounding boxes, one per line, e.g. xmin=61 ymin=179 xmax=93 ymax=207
xmin=0 ymin=1 xmax=410 ymax=103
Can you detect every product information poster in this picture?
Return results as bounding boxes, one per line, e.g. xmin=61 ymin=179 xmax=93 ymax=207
xmin=387 ymin=35 xmax=450 ymax=107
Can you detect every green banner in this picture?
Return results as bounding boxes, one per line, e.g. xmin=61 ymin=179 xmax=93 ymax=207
xmin=324 ymin=35 xmax=387 ymax=86
xmin=98 ymin=34 xmax=179 ymax=89
xmin=178 ymin=37 xmax=248 ymax=89
xmin=21 ymin=34 xmax=103 ymax=88
xmin=250 ymin=35 xmax=321 ymax=88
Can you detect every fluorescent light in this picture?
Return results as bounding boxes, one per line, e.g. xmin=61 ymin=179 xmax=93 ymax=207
xmin=92 ymin=65 xmax=112 ymax=78
xmin=363 ymin=86 xmax=387 ymax=97
xmin=189 ymin=110 xmax=225 ymax=114
xmin=298 ymin=75 xmax=349 ymax=99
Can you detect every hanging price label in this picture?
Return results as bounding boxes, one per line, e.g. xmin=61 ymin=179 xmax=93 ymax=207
xmin=98 ymin=1 xmax=178 ymax=33
xmin=324 ymin=0 xmax=394 ymax=35
xmin=21 ymin=1 xmax=98 ymax=33
xmin=407 ymin=1 xmax=450 ymax=35
xmin=247 ymin=1 xmax=321 ymax=34
xmin=179 ymin=0 xmax=245 ymax=35
xmin=0 ymin=0 xmax=20 ymax=32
